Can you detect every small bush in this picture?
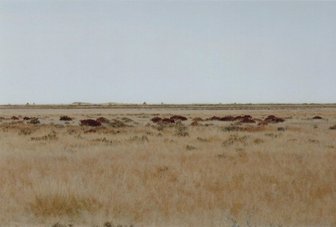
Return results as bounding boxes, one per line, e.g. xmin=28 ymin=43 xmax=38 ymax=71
xmin=253 ymin=138 xmax=264 ymax=144
xmin=11 ymin=116 xmax=20 ymax=120
xmin=96 ymin=117 xmax=110 ymax=123
xmin=190 ymin=121 xmax=199 ymax=126
xmin=29 ymin=118 xmax=40 ymax=124
xmin=174 ymin=123 xmax=189 ymax=137
xmin=186 ymin=145 xmax=196 ymax=150
xmin=330 ymin=124 xmax=336 ymax=130
xmin=154 ymin=124 xmax=165 ymax=131
xmin=222 ymin=125 xmax=242 ymax=132
xmin=170 ymin=115 xmax=188 ymax=121
xmin=264 ymin=115 xmax=285 ymax=123
xmin=223 ymin=135 xmax=248 ymax=146
xmin=151 ymin=117 xmax=162 ymax=123
xmin=80 ymin=119 xmax=102 ymax=127
xmin=18 ymin=128 xmax=32 ymax=135
xmin=109 ymin=119 xmax=127 ymax=128
xmin=277 ymin=127 xmax=286 ymax=131
xmin=60 ymin=116 xmax=72 ymax=121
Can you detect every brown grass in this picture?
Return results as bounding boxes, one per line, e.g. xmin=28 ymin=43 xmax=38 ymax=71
xmin=29 ymin=193 xmax=102 ymax=217
xmin=0 ymin=105 xmax=336 ymax=226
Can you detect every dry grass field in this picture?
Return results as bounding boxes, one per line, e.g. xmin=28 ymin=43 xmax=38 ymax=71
xmin=0 ymin=104 xmax=336 ymax=227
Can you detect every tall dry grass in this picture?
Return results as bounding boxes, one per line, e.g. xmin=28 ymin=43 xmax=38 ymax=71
xmin=0 ymin=108 xmax=335 ymax=226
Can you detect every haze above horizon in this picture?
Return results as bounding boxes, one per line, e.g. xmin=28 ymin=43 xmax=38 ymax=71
xmin=1 ymin=0 xmax=335 ymax=104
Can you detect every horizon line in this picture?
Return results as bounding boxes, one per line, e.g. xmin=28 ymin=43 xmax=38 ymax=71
xmin=1 ymin=102 xmax=336 ymax=106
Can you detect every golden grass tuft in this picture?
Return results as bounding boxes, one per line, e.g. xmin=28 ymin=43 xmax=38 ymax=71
xmin=29 ymin=193 xmax=101 ymax=217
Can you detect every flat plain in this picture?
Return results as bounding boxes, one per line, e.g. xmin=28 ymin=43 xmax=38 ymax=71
xmin=0 ymin=104 xmax=335 ymax=227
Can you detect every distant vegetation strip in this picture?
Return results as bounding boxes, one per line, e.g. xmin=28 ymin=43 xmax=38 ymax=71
xmin=1 ymin=103 xmax=336 ymax=110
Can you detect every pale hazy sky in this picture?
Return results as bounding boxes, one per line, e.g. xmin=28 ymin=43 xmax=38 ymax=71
xmin=1 ymin=0 xmax=335 ymax=104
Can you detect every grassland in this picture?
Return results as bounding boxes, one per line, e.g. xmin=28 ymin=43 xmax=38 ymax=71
xmin=0 ymin=104 xmax=335 ymax=226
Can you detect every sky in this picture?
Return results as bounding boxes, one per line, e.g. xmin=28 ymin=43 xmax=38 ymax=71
xmin=0 ymin=0 xmax=335 ymax=104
